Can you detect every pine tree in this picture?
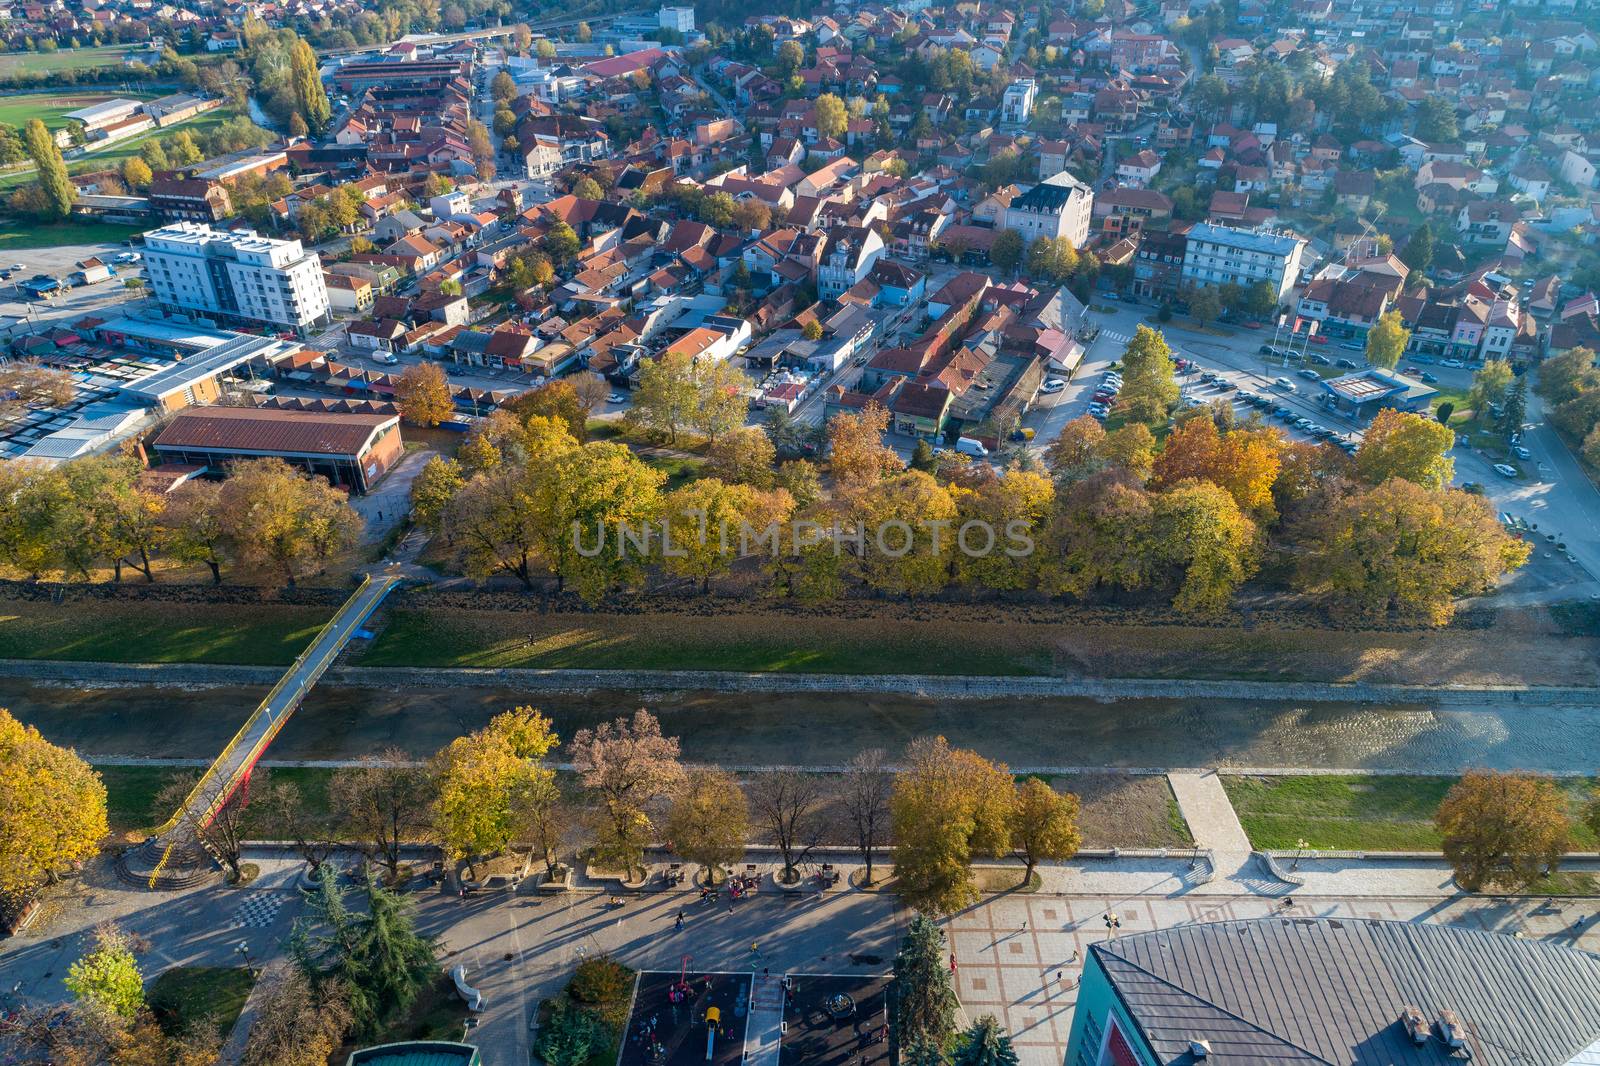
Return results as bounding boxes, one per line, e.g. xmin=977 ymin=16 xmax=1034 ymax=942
xmin=894 ymin=915 xmax=959 ymax=1050
xmin=21 ymin=118 xmax=72 ymax=219
xmin=1499 ymin=377 xmax=1527 ymax=440
xmin=953 ymin=1016 xmax=1020 ymax=1066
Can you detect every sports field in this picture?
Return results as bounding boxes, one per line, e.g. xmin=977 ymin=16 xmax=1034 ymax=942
xmin=0 ymin=90 xmax=143 ymax=130
xmin=0 ymin=45 xmax=136 ymax=78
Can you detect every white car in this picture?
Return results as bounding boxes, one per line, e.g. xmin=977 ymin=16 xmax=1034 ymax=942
xmin=1039 ymin=380 xmax=1066 ymax=395
xmin=1513 ymin=446 xmax=1532 ymax=460
xmin=608 ymin=392 xmax=627 ymax=404
xmin=8 ymin=263 xmax=21 ymax=271
xmin=1441 ymin=359 xmax=1466 ymax=369
xmin=371 ymin=353 xmax=398 ymax=366
xmin=1273 ymin=377 xmax=1296 ymax=391
xmin=1493 ymin=463 xmax=1518 ymax=478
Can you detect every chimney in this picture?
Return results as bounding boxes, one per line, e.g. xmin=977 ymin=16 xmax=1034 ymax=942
xmin=1435 ymin=1009 xmax=1467 ymax=1049
xmin=1188 ymin=1039 xmax=1211 ymax=1058
xmin=1400 ymin=1006 xmax=1427 ymax=1045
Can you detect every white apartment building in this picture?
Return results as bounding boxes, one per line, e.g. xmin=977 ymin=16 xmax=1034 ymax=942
xmin=141 ymin=222 xmax=332 ymax=335
xmin=1001 ymin=78 xmax=1037 ymax=125
xmin=1179 ymin=222 xmax=1307 ymax=301
xmin=1002 ymin=170 xmax=1094 ymax=248
xmin=658 ymin=5 xmax=695 ymax=32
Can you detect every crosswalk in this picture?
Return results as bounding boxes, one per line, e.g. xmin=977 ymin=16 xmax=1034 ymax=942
xmin=1097 ymin=329 xmax=1131 ymax=347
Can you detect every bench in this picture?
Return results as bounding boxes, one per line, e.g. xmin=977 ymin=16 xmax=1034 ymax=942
xmin=451 ymin=964 xmax=484 ymax=1012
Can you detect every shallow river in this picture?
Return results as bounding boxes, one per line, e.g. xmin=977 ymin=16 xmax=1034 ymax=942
xmin=3 ymin=678 xmax=1597 ymax=772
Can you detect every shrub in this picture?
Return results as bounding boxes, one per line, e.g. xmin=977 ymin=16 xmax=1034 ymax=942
xmin=568 ymin=956 xmax=633 ymax=1005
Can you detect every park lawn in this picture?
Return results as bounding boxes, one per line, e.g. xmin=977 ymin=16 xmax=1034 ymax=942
xmin=0 ymin=46 xmax=134 ymax=78
xmin=0 ymin=217 xmax=143 ymax=250
xmin=359 ymin=607 xmax=1057 ymax=675
xmin=146 ymin=966 xmax=255 ymax=1038
xmin=0 ymin=598 xmax=333 ymax=665
xmin=100 ymin=763 xmax=338 ymax=835
xmin=1222 ymin=774 xmax=1600 ymax=852
xmin=645 ymin=453 xmax=705 ymax=488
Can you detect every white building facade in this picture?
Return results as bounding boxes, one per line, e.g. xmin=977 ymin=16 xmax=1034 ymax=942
xmin=1002 ymin=170 xmax=1094 ymax=248
xmin=141 ymin=223 xmax=332 ymax=335
xmin=1179 ymin=222 xmax=1307 ymax=301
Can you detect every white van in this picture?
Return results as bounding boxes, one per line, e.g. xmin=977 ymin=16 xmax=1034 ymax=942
xmin=955 ymin=437 xmax=989 ymax=458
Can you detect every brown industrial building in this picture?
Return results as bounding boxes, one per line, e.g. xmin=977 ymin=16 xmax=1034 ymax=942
xmin=151 ymin=406 xmax=403 ymax=493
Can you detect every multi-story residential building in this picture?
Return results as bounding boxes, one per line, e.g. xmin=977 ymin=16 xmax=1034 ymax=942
xmin=1002 ymin=171 xmax=1094 ymax=248
xmin=141 ymin=222 xmax=332 ymax=336
xmin=1132 ymin=229 xmax=1188 ymax=299
xmin=1000 ymin=78 xmax=1037 ymax=124
xmin=1180 ymin=222 xmax=1307 ymax=301
xmin=658 ymin=5 xmax=695 ymax=32
xmin=818 ymin=226 xmax=885 ymax=299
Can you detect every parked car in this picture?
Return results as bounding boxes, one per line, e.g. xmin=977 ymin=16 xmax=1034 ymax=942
xmin=1336 ymin=358 xmax=1359 ymax=369
xmin=1259 ymin=344 xmax=1278 ymax=356
xmin=1340 ymin=342 xmax=1364 ymax=351
xmin=1274 ymin=377 xmax=1296 ymax=390
xmin=1513 ymin=446 xmax=1532 ymax=460
xmin=1404 ymin=366 xmax=1421 ymax=375
xmin=1297 ymin=369 xmax=1321 ymax=381
xmin=1441 ymin=358 xmax=1466 ymax=369
xmin=1308 ymin=353 xmax=1331 ymax=366
xmin=955 ymin=436 xmax=989 ymax=458
xmin=1420 ymin=372 xmax=1438 ymax=383
xmin=1493 ymin=463 xmax=1519 ymax=478
xmin=608 ymin=392 xmax=627 ymax=404
xmin=1039 ymin=380 xmax=1066 ymax=395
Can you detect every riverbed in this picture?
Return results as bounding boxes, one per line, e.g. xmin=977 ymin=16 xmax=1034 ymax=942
xmin=3 ymin=678 xmax=1594 ymax=772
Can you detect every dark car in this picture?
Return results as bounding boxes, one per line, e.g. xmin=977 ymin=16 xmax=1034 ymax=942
xmin=1259 ymin=344 xmax=1277 ymax=355
xmin=1335 ymin=358 xmax=1359 ymax=369
xmin=1420 ymin=372 xmax=1438 ymax=383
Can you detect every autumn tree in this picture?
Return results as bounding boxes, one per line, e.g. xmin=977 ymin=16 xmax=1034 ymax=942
xmin=660 ymin=478 xmax=790 ymax=592
xmin=241 ymin=968 xmax=353 ymax=1066
xmin=1009 ymin=778 xmax=1081 ymax=885
xmin=1152 ymin=418 xmax=1283 ymax=519
xmin=1149 ymin=479 xmax=1261 ymax=613
xmin=569 ymin=710 xmax=685 ymax=878
xmin=571 ymin=175 xmax=604 ymax=200
xmin=828 ymin=402 xmax=901 ymax=490
xmin=814 ymin=92 xmax=848 ymax=141
xmin=0 ymin=359 xmax=74 ymax=418
xmin=628 ymin=350 xmax=699 ymax=444
xmin=855 ymin=471 xmax=958 ymax=595
xmin=1354 ymin=409 xmax=1455 ymax=489
xmin=665 ymin=769 xmax=748 ymax=880
xmin=155 ymin=768 xmax=261 ymax=883
xmin=159 ymin=480 xmax=231 ymax=584
xmin=895 ymin=915 xmax=959 ymax=1048
xmin=1365 ymin=309 xmax=1410 ymax=369
xmin=706 ymin=426 xmax=777 ymax=487
xmin=65 ymin=924 xmax=144 ymax=1022
xmin=529 ymin=440 xmax=666 ymax=600
xmin=693 ymin=358 xmax=753 ymax=442
xmin=1116 ymin=325 xmax=1179 ymax=425
xmin=843 ymin=749 xmax=893 ymax=885
xmin=120 ymin=156 xmax=152 ymax=189
xmin=408 ymin=455 xmax=463 ymax=536
xmin=1436 ymin=771 xmax=1570 ymax=892
xmin=329 ymin=753 xmax=436 ymax=885
xmin=1102 ymin=423 xmax=1157 ymax=480
xmin=0 ymin=709 xmax=108 ymax=900
xmin=394 ymin=362 xmax=455 ymax=426
xmin=749 ymin=771 xmax=825 ymax=883
xmin=289 ymin=36 xmax=330 ymax=133
xmin=431 ymin=707 xmax=559 ymax=874
xmin=1293 ymin=478 xmax=1528 ymax=624
xmin=950 ymin=468 xmax=1053 ymax=591
xmin=22 ymin=118 xmax=72 ymax=219
xmin=892 ymin=736 xmax=1017 ymax=915
xmin=504 ymin=378 xmax=588 ymax=442
xmin=1467 ymin=359 xmax=1513 ymax=422
xmin=1044 ymin=416 xmax=1106 ymax=484
xmin=990 ymin=228 xmax=1024 ymax=274
xmin=217 ymin=459 xmax=362 ymax=586
xmin=491 ymin=69 xmax=518 ymax=103
xmin=1186 ymin=284 xmax=1222 ymax=325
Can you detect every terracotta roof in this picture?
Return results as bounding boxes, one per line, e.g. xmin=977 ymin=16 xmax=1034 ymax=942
xmin=153 ymin=407 xmax=395 ymax=458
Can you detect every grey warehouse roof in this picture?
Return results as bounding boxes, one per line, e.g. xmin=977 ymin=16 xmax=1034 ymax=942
xmin=1093 ymin=917 xmax=1600 ymax=1065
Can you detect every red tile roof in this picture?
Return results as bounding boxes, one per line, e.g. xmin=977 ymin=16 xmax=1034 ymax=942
xmin=153 ymin=407 xmax=395 ymax=459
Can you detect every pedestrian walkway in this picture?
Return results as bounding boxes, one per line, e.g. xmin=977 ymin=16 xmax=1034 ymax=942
xmin=1167 ymin=770 xmax=1253 ymax=882
xmin=744 ymin=974 xmax=786 ymax=1066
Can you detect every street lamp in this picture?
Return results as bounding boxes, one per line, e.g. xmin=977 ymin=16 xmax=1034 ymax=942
xmin=235 ymin=940 xmax=256 ymax=979
xmin=1291 ymin=838 xmax=1309 ymax=871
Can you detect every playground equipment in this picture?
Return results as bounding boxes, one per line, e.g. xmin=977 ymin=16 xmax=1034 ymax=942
xmin=704 ymin=1005 xmax=721 ymax=1061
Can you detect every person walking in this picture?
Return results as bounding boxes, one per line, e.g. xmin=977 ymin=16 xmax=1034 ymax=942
xmin=675 ymin=911 xmax=685 ymax=931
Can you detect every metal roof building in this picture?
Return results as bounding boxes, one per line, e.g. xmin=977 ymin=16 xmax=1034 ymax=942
xmin=1066 ymin=917 xmax=1600 ymax=1066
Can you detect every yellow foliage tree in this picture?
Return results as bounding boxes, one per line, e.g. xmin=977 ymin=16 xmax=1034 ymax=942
xmin=0 ymin=708 xmax=108 ymax=897
xmin=431 ymin=706 xmax=558 ymax=871
xmin=891 ymin=736 xmax=1017 ymax=915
